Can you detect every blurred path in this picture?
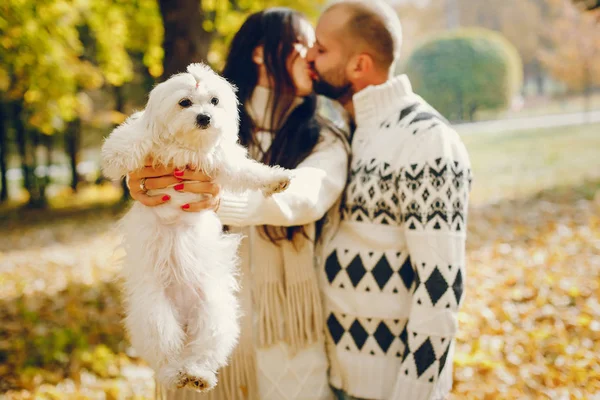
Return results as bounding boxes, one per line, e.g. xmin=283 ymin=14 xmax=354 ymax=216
xmin=456 ymin=110 xmax=600 ymax=134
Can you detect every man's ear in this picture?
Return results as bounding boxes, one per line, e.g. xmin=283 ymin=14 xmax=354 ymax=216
xmin=347 ymin=53 xmax=375 ymax=81
xmin=252 ymin=46 xmax=264 ymax=65
xmin=356 ymin=53 xmax=374 ymax=74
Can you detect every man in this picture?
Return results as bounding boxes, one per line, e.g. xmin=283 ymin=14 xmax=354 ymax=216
xmin=306 ymin=1 xmax=472 ymax=400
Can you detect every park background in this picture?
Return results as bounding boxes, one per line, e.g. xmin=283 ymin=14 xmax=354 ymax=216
xmin=1 ymin=0 xmax=600 ymax=398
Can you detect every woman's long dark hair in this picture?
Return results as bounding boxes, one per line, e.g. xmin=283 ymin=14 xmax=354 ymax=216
xmin=222 ymin=8 xmax=336 ymax=244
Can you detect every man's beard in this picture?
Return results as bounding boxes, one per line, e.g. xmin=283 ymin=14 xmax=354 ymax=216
xmin=312 ymin=69 xmax=353 ymax=102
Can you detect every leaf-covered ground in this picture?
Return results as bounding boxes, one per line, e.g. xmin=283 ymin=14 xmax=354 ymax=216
xmin=1 ymin=125 xmax=600 ymax=399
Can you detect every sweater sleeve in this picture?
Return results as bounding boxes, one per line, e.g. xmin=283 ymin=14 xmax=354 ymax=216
xmin=217 ymin=128 xmax=348 ymax=227
xmin=390 ymin=125 xmax=472 ymax=400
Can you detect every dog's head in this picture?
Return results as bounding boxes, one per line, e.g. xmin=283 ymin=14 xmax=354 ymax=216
xmin=143 ymin=63 xmax=239 ymax=153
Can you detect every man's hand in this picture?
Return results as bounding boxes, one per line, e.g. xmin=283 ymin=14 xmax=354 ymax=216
xmin=127 ymin=159 xmax=221 ymax=212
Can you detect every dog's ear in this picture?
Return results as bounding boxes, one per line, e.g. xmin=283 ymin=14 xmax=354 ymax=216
xmin=101 ymin=115 xmax=150 ymax=180
xmin=140 ymin=83 xmax=170 ymax=143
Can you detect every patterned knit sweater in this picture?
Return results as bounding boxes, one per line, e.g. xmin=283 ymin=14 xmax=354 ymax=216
xmin=320 ymin=75 xmax=472 ymax=400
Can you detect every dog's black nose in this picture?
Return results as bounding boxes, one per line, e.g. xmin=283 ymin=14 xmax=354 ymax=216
xmin=196 ymin=113 xmax=211 ymax=129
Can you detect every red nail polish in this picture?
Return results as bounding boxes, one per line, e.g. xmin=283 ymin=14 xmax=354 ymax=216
xmin=174 ymin=183 xmax=184 ymax=191
xmin=174 ymin=169 xmax=184 ymax=177
xmin=162 ymin=195 xmax=170 ymax=201
xmin=182 ymin=204 xmax=190 ymax=210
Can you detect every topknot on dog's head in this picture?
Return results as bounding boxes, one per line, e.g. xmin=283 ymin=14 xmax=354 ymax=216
xmin=186 ymin=63 xmax=238 ymax=94
xmin=186 ymin=63 xmax=215 ymax=88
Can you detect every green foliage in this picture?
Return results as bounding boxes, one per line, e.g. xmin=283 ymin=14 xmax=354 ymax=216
xmin=0 ymin=0 xmax=323 ymax=134
xmin=405 ymin=28 xmax=523 ymax=121
xmin=203 ymin=0 xmax=325 ymax=68
xmin=0 ymin=0 xmax=163 ymax=134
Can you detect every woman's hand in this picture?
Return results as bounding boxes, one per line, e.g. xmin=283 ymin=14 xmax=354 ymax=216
xmin=128 ymin=164 xmax=178 ymax=206
xmin=172 ymin=168 xmax=221 ymax=212
xmin=128 ymin=160 xmax=221 ymax=212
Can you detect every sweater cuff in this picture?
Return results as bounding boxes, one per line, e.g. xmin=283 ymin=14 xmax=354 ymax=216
xmin=390 ymin=377 xmax=433 ymax=400
xmin=217 ymin=191 xmax=261 ymax=226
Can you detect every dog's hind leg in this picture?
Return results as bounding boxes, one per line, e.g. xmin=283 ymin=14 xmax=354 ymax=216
xmin=124 ymin=279 xmax=185 ymax=376
xmin=165 ymin=233 xmax=241 ymax=393
xmin=172 ymin=282 xmax=240 ymax=393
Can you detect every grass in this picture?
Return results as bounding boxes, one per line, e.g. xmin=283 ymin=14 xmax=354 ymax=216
xmin=462 ymin=122 xmax=600 ymax=205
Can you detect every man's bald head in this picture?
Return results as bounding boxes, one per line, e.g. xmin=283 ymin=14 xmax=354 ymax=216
xmin=323 ymin=0 xmax=403 ymax=71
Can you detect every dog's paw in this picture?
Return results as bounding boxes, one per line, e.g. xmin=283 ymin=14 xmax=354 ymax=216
xmin=262 ymin=170 xmax=293 ymax=197
xmin=176 ymin=369 xmax=217 ymax=393
xmin=156 ymin=364 xmax=182 ymax=388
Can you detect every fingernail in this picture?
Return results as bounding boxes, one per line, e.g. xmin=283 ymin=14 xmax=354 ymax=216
xmin=182 ymin=204 xmax=190 ymax=210
xmin=174 ymin=169 xmax=184 ymax=177
xmin=174 ymin=183 xmax=184 ymax=191
xmin=162 ymin=195 xmax=170 ymax=201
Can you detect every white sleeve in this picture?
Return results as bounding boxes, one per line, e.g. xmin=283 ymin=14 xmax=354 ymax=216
xmin=217 ymin=129 xmax=348 ymax=227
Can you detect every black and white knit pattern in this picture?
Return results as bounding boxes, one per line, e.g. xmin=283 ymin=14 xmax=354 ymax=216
xmin=334 ymin=143 xmax=470 ymax=381
xmin=323 ymin=75 xmax=471 ymax=400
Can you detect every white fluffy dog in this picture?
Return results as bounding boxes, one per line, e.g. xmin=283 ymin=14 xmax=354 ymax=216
xmin=101 ymin=63 xmax=291 ymax=392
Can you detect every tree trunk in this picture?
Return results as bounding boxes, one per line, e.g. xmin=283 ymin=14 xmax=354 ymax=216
xmin=27 ymin=129 xmax=47 ymax=209
xmin=0 ymin=101 xmax=9 ymax=202
xmin=532 ymin=60 xmax=545 ymax=96
xmin=158 ymin=0 xmax=214 ymax=80
xmin=41 ymin=133 xmax=53 ymax=201
xmin=456 ymin=87 xmax=464 ymax=122
xmin=468 ymin=104 xmax=478 ymax=122
xmin=13 ymin=102 xmax=34 ymax=197
xmin=66 ymin=118 xmax=81 ymax=192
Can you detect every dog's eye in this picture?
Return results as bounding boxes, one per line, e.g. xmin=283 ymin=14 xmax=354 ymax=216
xmin=179 ymin=99 xmax=192 ymax=108
xmin=210 ymin=97 xmax=219 ymax=106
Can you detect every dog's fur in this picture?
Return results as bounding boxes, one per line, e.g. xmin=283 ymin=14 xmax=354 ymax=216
xmin=101 ymin=63 xmax=292 ymax=392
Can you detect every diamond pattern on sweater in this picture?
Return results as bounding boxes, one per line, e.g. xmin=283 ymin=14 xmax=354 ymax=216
xmin=452 ymin=269 xmax=464 ymax=304
xmin=438 ymin=343 xmax=450 ymax=374
xmin=325 ymin=251 xmax=342 ymax=284
xmin=374 ymin=322 xmax=395 ymax=353
xmin=349 ymin=320 xmax=368 ymax=350
xmin=400 ymin=332 xmax=453 ymax=385
xmin=413 ymin=338 xmax=436 ymax=377
xmin=324 ymin=249 xmax=415 ymax=294
xmin=410 ymin=262 xmax=463 ymax=311
xmin=326 ymin=314 xmax=409 ymax=357
xmin=424 ymin=267 xmax=449 ymax=306
xmin=327 ymin=313 xmax=345 ymax=345
xmin=398 ymin=256 xmax=415 ymax=290
xmin=346 ymin=255 xmax=367 ymax=287
xmin=372 ymin=255 xmax=394 ymax=290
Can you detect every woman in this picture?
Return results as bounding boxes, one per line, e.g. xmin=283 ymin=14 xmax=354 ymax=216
xmin=129 ymin=8 xmax=349 ymax=400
